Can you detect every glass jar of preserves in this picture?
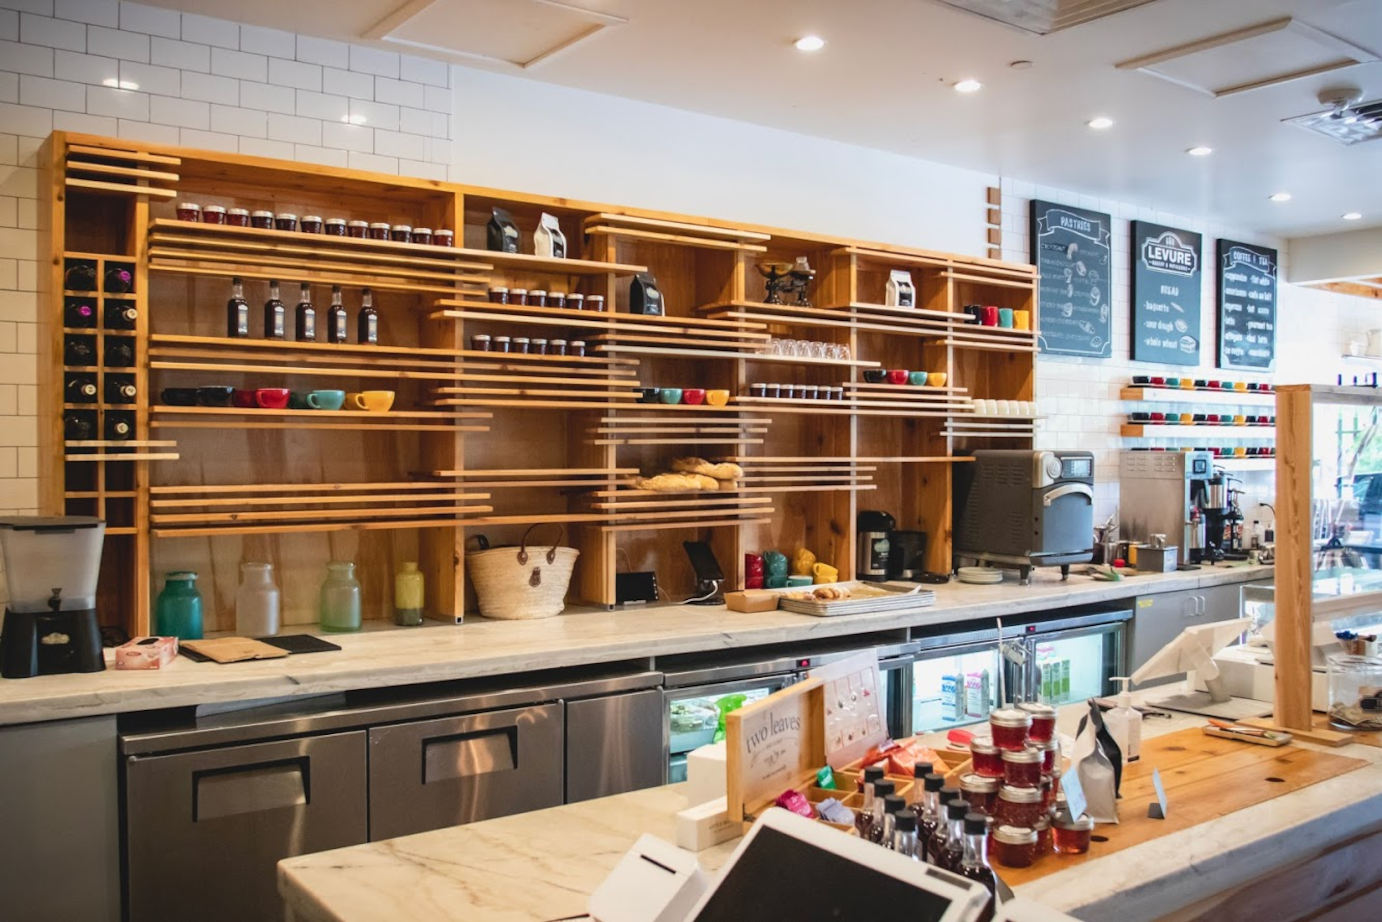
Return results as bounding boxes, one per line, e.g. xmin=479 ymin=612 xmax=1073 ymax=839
xmin=347 ymin=220 xmax=369 ymax=238
xmin=959 ymin=772 xmax=999 ymax=817
xmin=275 ymin=212 xmax=298 ymax=232
xmin=471 ymin=334 xmax=491 ymax=352
xmin=433 ymin=229 xmax=454 ymax=246
xmin=529 ymin=289 xmax=548 ymax=308
xmin=1002 ymin=748 xmax=1042 ymax=787
xmin=488 ymin=287 xmax=509 ymax=304
xmin=530 ymin=337 xmax=548 ymax=355
xmin=587 ymin=294 xmax=605 ymax=312
xmin=566 ymin=292 xmax=585 ymax=311
xmin=300 ymin=215 xmax=323 ymax=234
xmin=202 ymin=204 xmax=226 ymax=225
xmin=1030 ymin=736 xmax=1059 ymax=774
xmin=990 ymin=707 xmax=1032 ymax=751
xmin=995 ymin=785 xmax=1044 ymax=828
xmin=1034 ymin=815 xmax=1052 ymax=855
xmin=368 ymin=222 xmax=390 ymax=240
xmin=548 ymin=291 xmax=566 ymax=310
xmin=1053 ymin=810 xmax=1092 ymax=854
xmin=509 ymin=288 xmax=528 ymax=306
xmin=390 ymin=224 xmax=411 ymax=243
xmin=1019 ymin=702 xmax=1057 ymax=742
xmin=412 ymin=227 xmax=432 ymax=246
xmin=512 ymin=336 xmax=530 ymax=354
xmin=549 ymin=339 xmax=567 ymax=356
xmin=251 ymin=210 xmax=275 ymax=229
xmin=569 ymin=340 xmax=586 ymax=357
xmin=324 ymin=218 xmax=347 ymax=236
xmin=227 ymin=207 xmax=250 ymax=227
xmin=176 ymin=202 xmax=201 ymax=222
xmin=1328 ymin=653 xmax=1382 ymax=730
xmin=989 ymin=825 xmax=1037 ymax=868
xmin=492 ymin=335 xmax=511 ymax=353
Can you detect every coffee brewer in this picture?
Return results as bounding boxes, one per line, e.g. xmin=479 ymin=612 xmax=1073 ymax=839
xmin=1120 ymin=451 xmax=1213 ymax=567
xmin=0 ymin=516 xmax=107 ymax=679
xmin=1192 ymin=472 xmax=1246 ymax=562
xmin=856 ymin=510 xmax=895 ymax=581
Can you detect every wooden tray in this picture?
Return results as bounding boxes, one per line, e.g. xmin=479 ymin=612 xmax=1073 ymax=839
xmin=777 ymin=582 xmax=936 ymax=617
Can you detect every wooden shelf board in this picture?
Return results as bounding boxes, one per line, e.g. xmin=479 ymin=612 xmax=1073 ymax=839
xmin=853 ymin=456 xmax=975 ymax=463
xmin=151 ymin=420 xmax=486 ymax=432
xmin=150 ymin=481 xmax=458 ymax=495
xmin=599 ymin=516 xmax=772 ymax=533
xmin=151 ymin=491 xmax=486 ymax=509
xmin=741 ymin=353 xmax=882 ymax=368
xmin=69 ymin=144 xmax=180 ymax=165
xmin=582 ymin=213 xmax=771 ymax=242
xmin=148 ymin=261 xmax=479 ymax=297
xmin=151 ymin=405 xmax=486 ymax=420
xmin=64 ymin=452 xmax=180 ymax=462
xmin=431 ymin=299 xmax=766 ymax=336
xmin=584 ymin=224 xmax=768 ymax=253
xmin=437 ymin=467 xmax=638 ymax=478
xmin=1120 ymin=386 xmax=1277 ymax=406
xmin=146 ymin=334 xmax=636 ymax=367
xmin=456 ymin=247 xmax=646 ymax=276
xmin=942 ymin=338 xmax=1038 ymax=353
xmin=151 ymin=512 xmax=494 ymax=538
xmin=150 ymin=218 xmax=493 ymax=267
xmin=1121 ymin=423 xmax=1276 ymax=438
xmin=67 ymin=176 xmax=175 ymax=198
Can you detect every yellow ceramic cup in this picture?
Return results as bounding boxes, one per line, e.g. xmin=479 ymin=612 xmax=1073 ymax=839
xmin=929 ymin=372 xmax=949 ymax=387
xmin=1013 ymin=310 xmax=1031 ymax=331
xmin=706 ymin=389 xmax=730 ymax=407
xmin=812 ymin=561 xmax=839 ymax=584
xmin=346 ymin=390 xmax=395 ymax=412
xmin=1233 ymin=414 xmax=1246 ymax=425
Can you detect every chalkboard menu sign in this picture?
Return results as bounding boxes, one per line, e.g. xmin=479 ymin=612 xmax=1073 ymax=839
xmin=1216 ymin=239 xmax=1277 ymax=371
xmin=1130 ymin=221 xmax=1202 ymax=365
xmin=1030 ymin=200 xmax=1112 ymax=357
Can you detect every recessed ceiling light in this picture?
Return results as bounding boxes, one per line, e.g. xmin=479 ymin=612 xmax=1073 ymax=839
xmin=102 ymin=77 xmax=138 ymax=90
xmin=794 ymin=35 xmax=825 ymax=52
xmin=1186 ymin=145 xmax=1213 ymax=156
xmin=1343 ymin=211 xmax=1363 ymax=220
xmin=342 ymin=114 xmax=367 ymax=125
xmin=954 ymin=78 xmax=983 ymax=93
xmin=1087 ymin=116 xmax=1114 ymax=130
xmin=1268 ymin=192 xmax=1292 ymax=203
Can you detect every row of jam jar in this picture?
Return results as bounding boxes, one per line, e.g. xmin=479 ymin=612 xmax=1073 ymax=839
xmin=471 ymin=333 xmax=585 ymax=356
xmin=177 ymin=204 xmax=452 ymax=245
xmin=947 ymin=768 xmax=1092 ymax=867
xmin=488 ymin=288 xmax=603 ymax=310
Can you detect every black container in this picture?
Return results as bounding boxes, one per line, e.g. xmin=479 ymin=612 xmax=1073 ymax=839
xmin=104 ymin=339 xmax=135 ymax=367
xmin=357 ymin=288 xmax=378 ymax=345
xmin=63 ymin=410 xmax=96 ymax=440
xmin=226 ymin=277 xmax=250 ymax=338
xmin=629 ymin=272 xmax=664 ymax=315
xmin=263 ymin=281 xmax=286 ymax=340
xmin=486 ymin=207 xmax=519 ymax=253
xmin=104 ymin=264 xmax=133 ymax=293
xmin=886 ymin=530 xmax=928 ymax=580
xmin=294 ymin=283 xmax=316 ymax=342
xmin=63 ymin=260 xmax=97 ymax=291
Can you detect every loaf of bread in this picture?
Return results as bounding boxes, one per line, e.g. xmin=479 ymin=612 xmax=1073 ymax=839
xmin=672 ymin=457 xmax=744 ymax=481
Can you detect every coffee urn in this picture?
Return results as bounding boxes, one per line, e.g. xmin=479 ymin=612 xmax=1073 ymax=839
xmin=856 ymin=510 xmax=895 ymax=581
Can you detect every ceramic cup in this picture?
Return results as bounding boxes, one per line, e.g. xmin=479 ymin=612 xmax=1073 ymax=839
xmin=161 ymin=387 xmax=199 ymax=407
xmin=929 ymin=372 xmax=948 ymax=387
xmin=887 ymin=369 xmax=909 ymax=385
xmin=863 ymin=369 xmax=888 ymax=384
xmin=998 ymin=400 xmax=1014 ymax=416
xmin=345 ymin=390 xmax=394 ymax=412
xmin=1132 ymin=375 xmax=1151 ymax=385
xmin=908 ymin=371 xmax=929 ymax=387
xmin=288 ymin=391 xmax=314 ymax=410
xmin=811 ymin=561 xmax=839 ymax=584
xmin=255 ymin=388 xmax=291 ymax=410
xmin=308 ymin=389 xmax=346 ymax=410
xmin=980 ymin=305 xmax=999 ymax=326
xmin=1233 ymin=414 xmax=1247 ymax=425
xmin=706 ymin=389 xmax=730 ymax=407
xmin=196 ymin=386 xmax=234 ymax=407
xmin=682 ymin=388 xmax=706 ymax=406
xmin=637 ymin=387 xmax=660 ymax=403
xmin=231 ymin=388 xmax=257 ymax=408
xmin=998 ymin=308 xmax=1014 ymax=328
xmin=1014 ymin=309 xmax=1031 ymax=330
xmin=785 ymin=575 xmax=813 ymax=588
xmin=659 ymin=388 xmax=683 ymax=405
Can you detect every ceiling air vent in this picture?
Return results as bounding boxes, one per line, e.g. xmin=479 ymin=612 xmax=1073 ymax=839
xmin=1286 ymin=99 xmax=1382 ymax=146
xmin=929 ymin=0 xmax=1156 ymax=35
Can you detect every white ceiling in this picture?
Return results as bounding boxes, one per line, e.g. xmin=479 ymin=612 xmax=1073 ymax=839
xmin=148 ymin=0 xmax=1382 ymax=238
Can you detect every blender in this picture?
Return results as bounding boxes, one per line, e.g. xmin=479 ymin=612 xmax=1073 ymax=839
xmin=0 ymin=516 xmax=107 ymax=678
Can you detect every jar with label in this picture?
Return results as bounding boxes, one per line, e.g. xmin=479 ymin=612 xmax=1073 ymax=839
xmin=569 ymin=340 xmax=586 ymax=357
xmin=155 ymin=571 xmax=204 ymax=640
xmin=275 ymin=213 xmax=298 ymax=232
xmin=989 ymin=707 xmax=1032 ymax=751
xmin=566 ymin=293 xmax=585 ymax=311
xmin=319 ymin=561 xmax=362 ymax=633
xmin=548 ymin=292 xmax=566 ymax=309
xmin=433 ymin=229 xmax=454 ymax=247
xmin=176 ymin=202 xmax=201 ymax=222
xmin=549 ymin=339 xmax=567 ymax=356
xmin=324 ymin=218 xmax=347 ymax=236
xmin=412 ymin=227 xmax=432 ymax=246
xmin=471 ymin=334 xmax=491 ymax=352
xmin=509 ymin=288 xmax=528 ymax=306
xmin=959 ymin=773 xmax=999 ymax=817
xmin=202 ymin=205 xmax=226 ymax=225
xmin=1019 ymin=702 xmax=1057 ymax=742
xmin=227 ymin=208 xmax=250 ymax=227
xmin=989 ymin=825 xmax=1038 ymax=868
xmin=530 ymin=337 xmax=548 ymax=355
xmin=301 ymin=215 xmax=323 ymax=234
xmin=512 ymin=336 xmax=530 ymax=354
xmin=347 ymin=220 xmax=369 ymax=238
xmin=970 ymin=739 xmax=1003 ymax=778
xmin=368 ymin=222 xmax=390 ymax=241
xmin=587 ymin=294 xmax=605 ymax=312
xmin=529 ymin=289 xmax=548 ymax=308
xmin=251 ymin=210 xmax=275 ymax=229
xmin=1003 ymin=748 xmax=1042 ymax=787
xmin=994 ymin=785 xmax=1043 ymax=828
xmin=390 ymin=224 xmax=411 ymax=243
xmin=492 ymin=335 xmax=511 ymax=353
xmin=1328 ymin=653 xmax=1382 ymax=729
xmin=1053 ymin=810 xmax=1092 ymax=854
xmin=488 ymin=287 xmax=509 ymax=304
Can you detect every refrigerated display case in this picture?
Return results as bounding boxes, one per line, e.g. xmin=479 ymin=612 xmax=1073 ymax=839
xmin=661 ymin=656 xmax=799 ymax=783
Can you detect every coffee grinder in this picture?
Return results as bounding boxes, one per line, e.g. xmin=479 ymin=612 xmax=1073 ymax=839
xmin=1191 ymin=473 xmax=1246 ymax=562
xmin=0 ymin=516 xmax=107 ymax=679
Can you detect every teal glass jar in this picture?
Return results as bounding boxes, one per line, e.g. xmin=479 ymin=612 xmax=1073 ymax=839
xmin=319 ymin=561 xmax=362 ymax=632
xmin=155 ymin=571 xmax=204 ymax=640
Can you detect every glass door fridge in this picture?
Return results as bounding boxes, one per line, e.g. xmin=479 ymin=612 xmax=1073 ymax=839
xmin=906 ymin=622 xmax=1019 ymax=735
xmin=1014 ymin=605 xmax=1132 ymax=706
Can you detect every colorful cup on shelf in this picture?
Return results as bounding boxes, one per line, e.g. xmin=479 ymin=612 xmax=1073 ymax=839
xmin=706 ymin=389 xmax=730 ymax=407
xmin=161 ymin=387 xmax=198 ymax=407
xmin=637 ymin=387 xmax=660 ymax=403
xmin=1164 ymin=413 xmax=1181 ymax=424
xmin=887 ymin=369 xmax=909 ymax=385
xmin=908 ymin=371 xmax=929 ymax=387
xmin=231 ymin=388 xmax=257 ymax=408
xmin=1194 ymin=379 xmax=1207 ymax=388
xmin=1014 ymin=309 xmax=1031 ymax=331
xmin=863 ymin=369 xmax=888 ymax=383
xmin=1132 ymin=375 xmax=1151 ymax=385
xmin=930 ymin=372 xmax=948 ymax=387
xmin=1165 ymin=378 xmax=1180 ymax=388
xmin=1233 ymin=414 xmax=1247 ymax=425
xmin=1150 ymin=412 xmax=1166 ymax=422
xmin=1150 ymin=376 xmax=1165 ymax=386
xmin=980 ymin=305 xmax=999 ymax=326
xmin=345 ymin=390 xmax=394 ymax=412
xmin=308 ymin=389 xmax=346 ymax=410
xmin=682 ymin=388 xmax=706 ymax=406
xmin=998 ymin=308 xmax=1014 ymax=328
xmin=785 ymin=575 xmax=813 ymax=588
xmin=1206 ymin=413 xmax=1220 ymax=423
xmin=659 ymin=388 xmax=683 ymax=405
xmin=1180 ymin=378 xmax=1194 ymax=389
xmin=1131 ymin=412 xmax=1151 ymax=421
xmin=1234 ymin=381 xmax=1248 ymax=391
xmin=255 ymin=388 xmax=291 ymax=410
xmin=1192 ymin=413 xmax=1207 ymax=423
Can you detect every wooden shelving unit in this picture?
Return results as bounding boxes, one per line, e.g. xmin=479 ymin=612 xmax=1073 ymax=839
xmin=1120 ymin=386 xmax=1276 ymax=407
xmin=1120 ymin=423 xmax=1275 ymax=438
xmin=40 ymin=130 xmax=1039 ymax=632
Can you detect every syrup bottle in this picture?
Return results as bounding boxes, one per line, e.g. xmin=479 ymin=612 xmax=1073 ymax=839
xmin=227 ymin=277 xmax=250 ymax=338
xmin=892 ymin=810 xmax=922 ymax=860
xmin=914 ymin=773 xmax=946 ymax=862
xmin=263 ymin=279 xmax=286 ymax=340
xmin=867 ymin=780 xmax=896 ymax=844
xmin=876 ymin=793 xmax=906 ymax=848
xmin=927 ymin=785 xmax=961 ymax=863
xmin=294 ymin=282 xmax=316 ymax=342
xmin=958 ymin=812 xmax=997 ymax=922
xmin=936 ymin=798 xmax=971 ymax=871
xmin=357 ymin=287 xmax=378 ymax=345
xmin=326 ymin=284 xmax=348 ymax=343
xmin=853 ymin=765 xmax=885 ymax=839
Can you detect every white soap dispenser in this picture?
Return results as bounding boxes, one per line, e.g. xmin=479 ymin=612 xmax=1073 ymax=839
xmin=1105 ymin=676 xmax=1141 ymax=762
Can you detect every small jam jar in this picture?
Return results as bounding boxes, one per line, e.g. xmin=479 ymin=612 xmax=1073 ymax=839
xmin=275 ymin=213 xmax=298 ymax=232
xmin=390 ymin=224 xmax=412 ymax=243
xmin=547 ymin=292 xmax=566 ymax=309
xmin=959 ymin=773 xmax=999 ymax=817
xmin=509 ymin=288 xmax=528 ymax=306
xmin=300 ymin=215 xmax=323 ymax=234
xmin=512 ymin=336 xmax=530 ymax=354
xmin=549 ymin=339 xmax=567 ymax=356
xmin=202 ymin=205 xmax=226 ymax=225
xmin=1030 ymin=736 xmax=1059 ymax=774
xmin=368 ymin=222 xmax=390 ymax=241
xmin=1019 ymin=702 xmax=1057 ymax=742
xmin=763 ymin=383 xmax=781 ymax=398
xmin=587 ymin=294 xmax=605 ymax=312
xmin=488 ymin=287 xmax=509 ymax=304
xmin=176 ymin=202 xmax=201 ymax=222
xmin=492 ymin=335 xmax=511 ymax=353
xmin=995 ymin=785 xmax=1044 ymax=828
xmin=347 ymin=220 xmax=369 ymax=238
xmin=251 ymin=210 xmax=275 ymax=229
xmin=567 ymin=293 xmax=585 ymax=311
xmin=530 ymin=337 xmax=548 ymax=355
xmin=433 ymin=229 xmax=454 ymax=247
xmin=1034 ymin=816 xmax=1052 ymax=855
xmin=412 ymin=227 xmax=432 ymax=246
xmin=1053 ymin=811 xmax=1093 ymax=855
xmin=802 ymin=385 xmax=818 ymax=400
xmin=569 ymin=340 xmax=586 ymax=357
xmin=989 ymin=825 xmax=1038 ymax=869
xmin=750 ymin=383 xmax=767 ymax=398
xmin=990 ymin=707 xmax=1032 ymax=751
xmin=227 ymin=208 xmax=250 ymax=227
xmin=1002 ymin=748 xmax=1042 ymax=787
xmin=831 ymin=386 xmax=845 ymax=400
xmin=529 ymin=289 xmax=548 ymax=308
xmin=324 ymin=218 xmax=347 ymax=236
xmin=471 ymin=333 xmax=491 ymax=352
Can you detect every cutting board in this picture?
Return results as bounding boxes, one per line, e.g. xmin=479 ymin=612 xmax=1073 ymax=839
xmin=997 ymin=726 xmax=1367 ymax=886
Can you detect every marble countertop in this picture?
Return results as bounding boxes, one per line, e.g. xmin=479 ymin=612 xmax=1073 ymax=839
xmin=277 ymin=690 xmax=1381 ymax=922
xmin=0 ymin=563 xmax=1269 ymax=726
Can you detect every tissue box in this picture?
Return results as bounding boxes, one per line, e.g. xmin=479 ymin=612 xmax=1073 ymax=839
xmin=115 ymin=636 xmax=179 ymax=669
xmin=675 ymin=796 xmax=740 ymax=851
xmin=686 ymin=741 xmax=727 ymax=805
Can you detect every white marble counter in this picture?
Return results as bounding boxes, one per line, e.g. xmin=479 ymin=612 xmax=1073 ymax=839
xmin=0 ymin=564 xmax=1269 ymax=726
xmin=277 ymin=690 xmax=1382 ymax=922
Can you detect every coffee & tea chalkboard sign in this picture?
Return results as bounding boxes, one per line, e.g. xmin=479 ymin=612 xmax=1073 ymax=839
xmin=1030 ymin=200 xmax=1112 ymax=357
xmin=1216 ymin=240 xmax=1277 ymax=371
xmin=1130 ymin=221 xmax=1202 ymax=365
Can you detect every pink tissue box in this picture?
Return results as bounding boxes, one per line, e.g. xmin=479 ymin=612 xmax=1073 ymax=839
xmin=115 ymin=636 xmax=179 ymax=669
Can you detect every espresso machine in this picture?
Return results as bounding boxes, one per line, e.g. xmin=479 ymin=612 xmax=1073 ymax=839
xmin=0 ymin=516 xmax=107 ymax=678
xmin=1120 ymin=451 xmax=1213 ymax=566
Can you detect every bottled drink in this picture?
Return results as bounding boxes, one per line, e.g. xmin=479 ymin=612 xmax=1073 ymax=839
xmin=853 ymin=765 xmax=885 ymax=839
xmin=104 ymin=411 xmax=134 ymax=441
xmin=914 ymin=773 xmax=946 ymax=862
xmin=294 ymin=282 xmax=316 ymax=341
xmin=958 ymin=813 xmax=997 ymax=922
xmin=927 ymin=785 xmax=961 ymax=862
xmin=65 ymin=336 xmax=96 ymax=366
xmin=65 ymin=373 xmax=98 ymax=403
xmin=105 ymin=301 xmax=138 ymax=330
xmin=227 ymin=276 xmax=250 ymax=338
xmin=264 ymin=279 xmax=286 ymax=340
xmin=866 ymin=780 xmax=895 ymax=843
xmin=104 ymin=338 xmax=135 ymax=367
xmin=907 ymin=761 xmax=933 ymax=814
xmin=64 ymin=298 xmax=96 ymax=328
xmin=936 ymin=799 xmax=971 ymax=872
xmin=357 ymin=287 xmax=378 ymax=345
xmin=105 ymin=374 xmax=136 ymax=404
xmin=326 ymin=284 xmax=348 ymax=343
xmin=892 ymin=811 xmax=922 ymax=860
xmin=104 ymin=265 xmax=133 ymax=293
xmin=64 ymin=410 xmax=96 ymax=441
xmin=64 ymin=261 xmax=97 ymax=291
xmin=875 ymin=793 xmax=906 ymax=847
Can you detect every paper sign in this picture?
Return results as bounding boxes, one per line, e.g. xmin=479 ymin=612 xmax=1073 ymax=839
xmin=1061 ymin=766 xmax=1088 ymax=821
xmin=808 ymin=651 xmax=886 ymax=769
xmin=1148 ymin=767 xmax=1168 ymax=820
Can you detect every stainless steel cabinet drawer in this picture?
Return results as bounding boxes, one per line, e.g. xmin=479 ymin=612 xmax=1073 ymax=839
xmin=565 ymin=689 xmax=663 ymax=803
xmin=367 ymin=702 xmax=563 ymax=840
xmin=124 ymin=729 xmax=368 ymax=922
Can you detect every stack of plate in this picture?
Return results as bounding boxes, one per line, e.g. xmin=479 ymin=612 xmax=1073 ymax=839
xmin=957 ymin=566 xmax=1004 ymax=585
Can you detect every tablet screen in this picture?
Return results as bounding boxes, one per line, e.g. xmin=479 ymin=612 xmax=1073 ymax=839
xmin=689 ymin=825 xmax=956 ymax=922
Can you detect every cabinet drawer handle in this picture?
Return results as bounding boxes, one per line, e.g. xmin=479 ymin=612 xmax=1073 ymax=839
xmin=193 ymin=756 xmax=308 ymax=821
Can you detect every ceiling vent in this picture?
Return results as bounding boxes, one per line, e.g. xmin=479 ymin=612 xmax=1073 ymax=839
xmin=1286 ymin=98 xmax=1382 ymax=146
xmin=929 ymin=0 xmax=1156 ymax=35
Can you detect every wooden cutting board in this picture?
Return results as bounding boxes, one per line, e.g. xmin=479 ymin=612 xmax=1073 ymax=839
xmin=997 ymin=726 xmax=1367 ymax=886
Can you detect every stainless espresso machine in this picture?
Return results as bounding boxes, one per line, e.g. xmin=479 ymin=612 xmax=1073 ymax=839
xmin=1119 ymin=451 xmax=1213 ymax=566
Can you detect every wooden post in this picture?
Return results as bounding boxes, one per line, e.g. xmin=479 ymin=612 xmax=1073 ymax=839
xmin=1274 ymin=385 xmax=1314 ymax=730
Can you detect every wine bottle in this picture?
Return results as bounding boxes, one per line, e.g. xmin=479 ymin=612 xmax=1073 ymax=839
xmin=65 ymin=374 xmax=98 ymax=404
xmin=104 ymin=339 xmax=135 ymax=367
xmin=64 ymin=261 xmax=97 ymax=291
xmin=104 ymin=411 xmax=134 ymax=441
xmin=227 ymin=277 xmax=250 ymax=338
xmin=64 ymin=336 xmax=96 ymax=367
xmin=326 ymin=284 xmax=348 ymax=343
xmin=105 ymin=374 xmax=136 ymax=404
xmin=357 ymin=287 xmax=378 ymax=345
xmin=263 ymin=280 xmax=285 ymax=340
xmin=104 ymin=265 xmax=133 ymax=293
xmin=64 ymin=298 xmax=96 ymax=328
xmin=64 ymin=410 xmax=96 ymax=441
xmin=294 ymin=282 xmax=316 ymax=342
xmin=104 ymin=301 xmax=138 ymax=330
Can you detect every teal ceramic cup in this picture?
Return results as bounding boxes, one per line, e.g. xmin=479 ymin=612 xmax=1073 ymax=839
xmin=308 ymin=389 xmax=346 ymax=410
xmin=785 ymin=575 xmax=812 ymax=587
xmin=909 ymin=371 xmax=929 ymax=387
xmin=998 ymin=308 xmax=1014 ymax=328
xmin=658 ymin=388 xmax=683 ymax=404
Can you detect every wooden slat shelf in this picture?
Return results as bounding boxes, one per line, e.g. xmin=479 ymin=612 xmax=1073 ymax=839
xmin=150 ymin=218 xmax=493 ymax=268
xmin=151 ymin=512 xmax=494 ymax=538
xmin=429 ymin=300 xmax=767 ymax=342
xmin=147 ymin=334 xmax=640 ymax=369
xmin=742 ymin=353 xmax=882 ymax=369
xmin=67 ymin=177 xmax=176 ymax=198
xmin=1121 ymin=423 xmax=1276 ymax=438
xmin=1120 ymin=386 xmax=1277 ymax=406
xmin=457 ymin=248 xmax=647 ymax=276
xmin=150 ymin=406 xmax=488 ymax=431
xmin=68 ymin=143 xmax=181 ymax=165
xmin=582 ymin=212 xmax=771 ymax=242
xmin=839 ymin=245 xmax=1037 ymax=281
xmin=943 ymin=338 xmax=1038 ymax=353
xmin=584 ymin=224 xmax=768 ymax=253
xmin=598 ymin=516 xmax=773 ymax=534
xmin=148 ymin=261 xmax=481 ymax=297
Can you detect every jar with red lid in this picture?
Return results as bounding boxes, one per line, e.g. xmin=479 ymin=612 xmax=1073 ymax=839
xmin=488 ymin=287 xmax=509 ymax=304
xmin=368 ymin=222 xmax=390 ymax=241
xmin=567 ymin=293 xmax=585 ymax=311
xmin=550 ymin=339 xmax=567 ymax=356
xmin=970 ymin=739 xmax=1003 ymax=778
xmin=509 ymin=288 xmax=528 ymax=306
xmin=176 ymin=202 xmax=201 ymax=222
xmin=390 ymin=224 xmax=412 ymax=243
xmin=1053 ymin=810 xmax=1092 ymax=854
xmin=324 ymin=218 xmax=347 ymax=236
xmin=959 ymin=773 xmax=999 ymax=817
xmin=1002 ymin=748 xmax=1041 ymax=787
xmin=569 ymin=340 xmax=586 ymax=357
xmin=548 ymin=292 xmax=566 ymax=310
xmin=529 ymin=290 xmax=548 ymax=308
xmin=433 ymin=229 xmax=454 ymax=247
xmin=227 ymin=208 xmax=250 ymax=227
xmin=512 ymin=336 xmax=530 ymax=354
xmin=412 ymin=227 xmax=432 ymax=246
xmin=301 ymin=215 xmax=323 ymax=234
xmin=989 ymin=707 xmax=1032 ymax=751
xmin=202 ymin=205 xmax=227 ymax=225
xmin=586 ymin=294 xmax=605 ymax=312
xmin=347 ymin=220 xmax=369 ymax=238
xmin=1029 ymin=736 xmax=1058 ymax=774
xmin=989 ymin=825 xmax=1037 ymax=868
xmin=994 ymin=785 xmax=1044 ymax=828
xmin=275 ymin=213 xmax=298 ymax=232
xmin=1019 ymin=702 xmax=1057 ymax=742
xmin=1034 ymin=816 xmax=1052 ymax=855
xmin=251 ymin=210 xmax=275 ymax=229
xmin=530 ymin=337 xmax=548 ymax=355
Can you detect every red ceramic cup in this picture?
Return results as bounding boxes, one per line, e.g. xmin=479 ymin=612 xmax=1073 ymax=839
xmin=981 ymin=305 xmax=999 ymax=326
xmin=231 ymin=388 xmax=257 ymax=408
xmin=682 ymin=388 xmax=706 ymax=405
xmin=1150 ymin=376 xmax=1165 ymax=386
xmin=1149 ymin=411 xmax=1165 ymax=422
xmin=887 ymin=369 xmax=909 ymax=385
xmin=1206 ymin=413 xmax=1220 ymax=423
xmin=255 ymin=387 xmax=290 ymax=409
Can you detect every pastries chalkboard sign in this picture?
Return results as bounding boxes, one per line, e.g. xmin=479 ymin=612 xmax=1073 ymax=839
xmin=1130 ymin=221 xmax=1202 ymax=365
xmin=1216 ymin=240 xmax=1277 ymax=371
xmin=1030 ymin=201 xmax=1112 ymax=357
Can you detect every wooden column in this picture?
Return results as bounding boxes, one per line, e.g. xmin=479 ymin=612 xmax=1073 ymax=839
xmin=1273 ymin=385 xmax=1314 ymax=730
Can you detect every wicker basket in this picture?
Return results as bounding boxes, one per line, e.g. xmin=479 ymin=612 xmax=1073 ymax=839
xmin=466 ymin=525 xmax=579 ymax=620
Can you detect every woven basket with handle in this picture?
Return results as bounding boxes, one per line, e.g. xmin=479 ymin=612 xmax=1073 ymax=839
xmin=465 ymin=524 xmax=579 ymax=620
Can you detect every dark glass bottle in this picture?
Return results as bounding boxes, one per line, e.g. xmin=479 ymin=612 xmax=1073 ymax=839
xmin=853 ymin=765 xmax=885 ymax=839
xmin=104 ymin=411 xmax=134 ymax=441
xmin=927 ymin=785 xmax=961 ymax=864
xmin=65 ymin=373 xmax=98 ymax=404
xmin=64 ymin=336 xmax=96 ymax=367
xmin=866 ymin=780 xmax=895 ymax=844
xmin=907 ymin=761 xmax=933 ymax=816
xmin=105 ymin=374 xmax=136 ymax=404
xmin=263 ymin=280 xmax=286 ymax=340
xmin=357 ymin=286 xmax=378 ymax=345
xmin=914 ymin=773 xmax=946 ymax=863
xmin=104 ymin=338 xmax=135 ymax=367
xmin=227 ymin=277 xmax=250 ymax=338
xmin=64 ymin=261 xmax=97 ymax=291
xmin=104 ymin=301 xmax=138 ymax=330
xmin=326 ymin=284 xmax=348 ymax=343
xmin=958 ymin=813 xmax=997 ymax=922
xmin=64 ymin=410 xmax=96 ymax=441
xmin=875 ymin=793 xmax=907 ymax=848
xmin=104 ymin=265 xmax=133 ymax=293
xmin=936 ymin=799 xmax=970 ymax=872
xmin=64 ymin=298 xmax=96 ymax=328
xmin=294 ymin=282 xmax=316 ymax=342
xmin=892 ymin=810 xmax=922 ymax=860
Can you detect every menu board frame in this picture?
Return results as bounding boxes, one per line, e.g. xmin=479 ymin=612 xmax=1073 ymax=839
xmin=1130 ymin=220 xmax=1203 ymax=366
xmin=1030 ymin=200 xmax=1113 ymax=358
xmin=1216 ymin=239 xmax=1278 ymax=371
